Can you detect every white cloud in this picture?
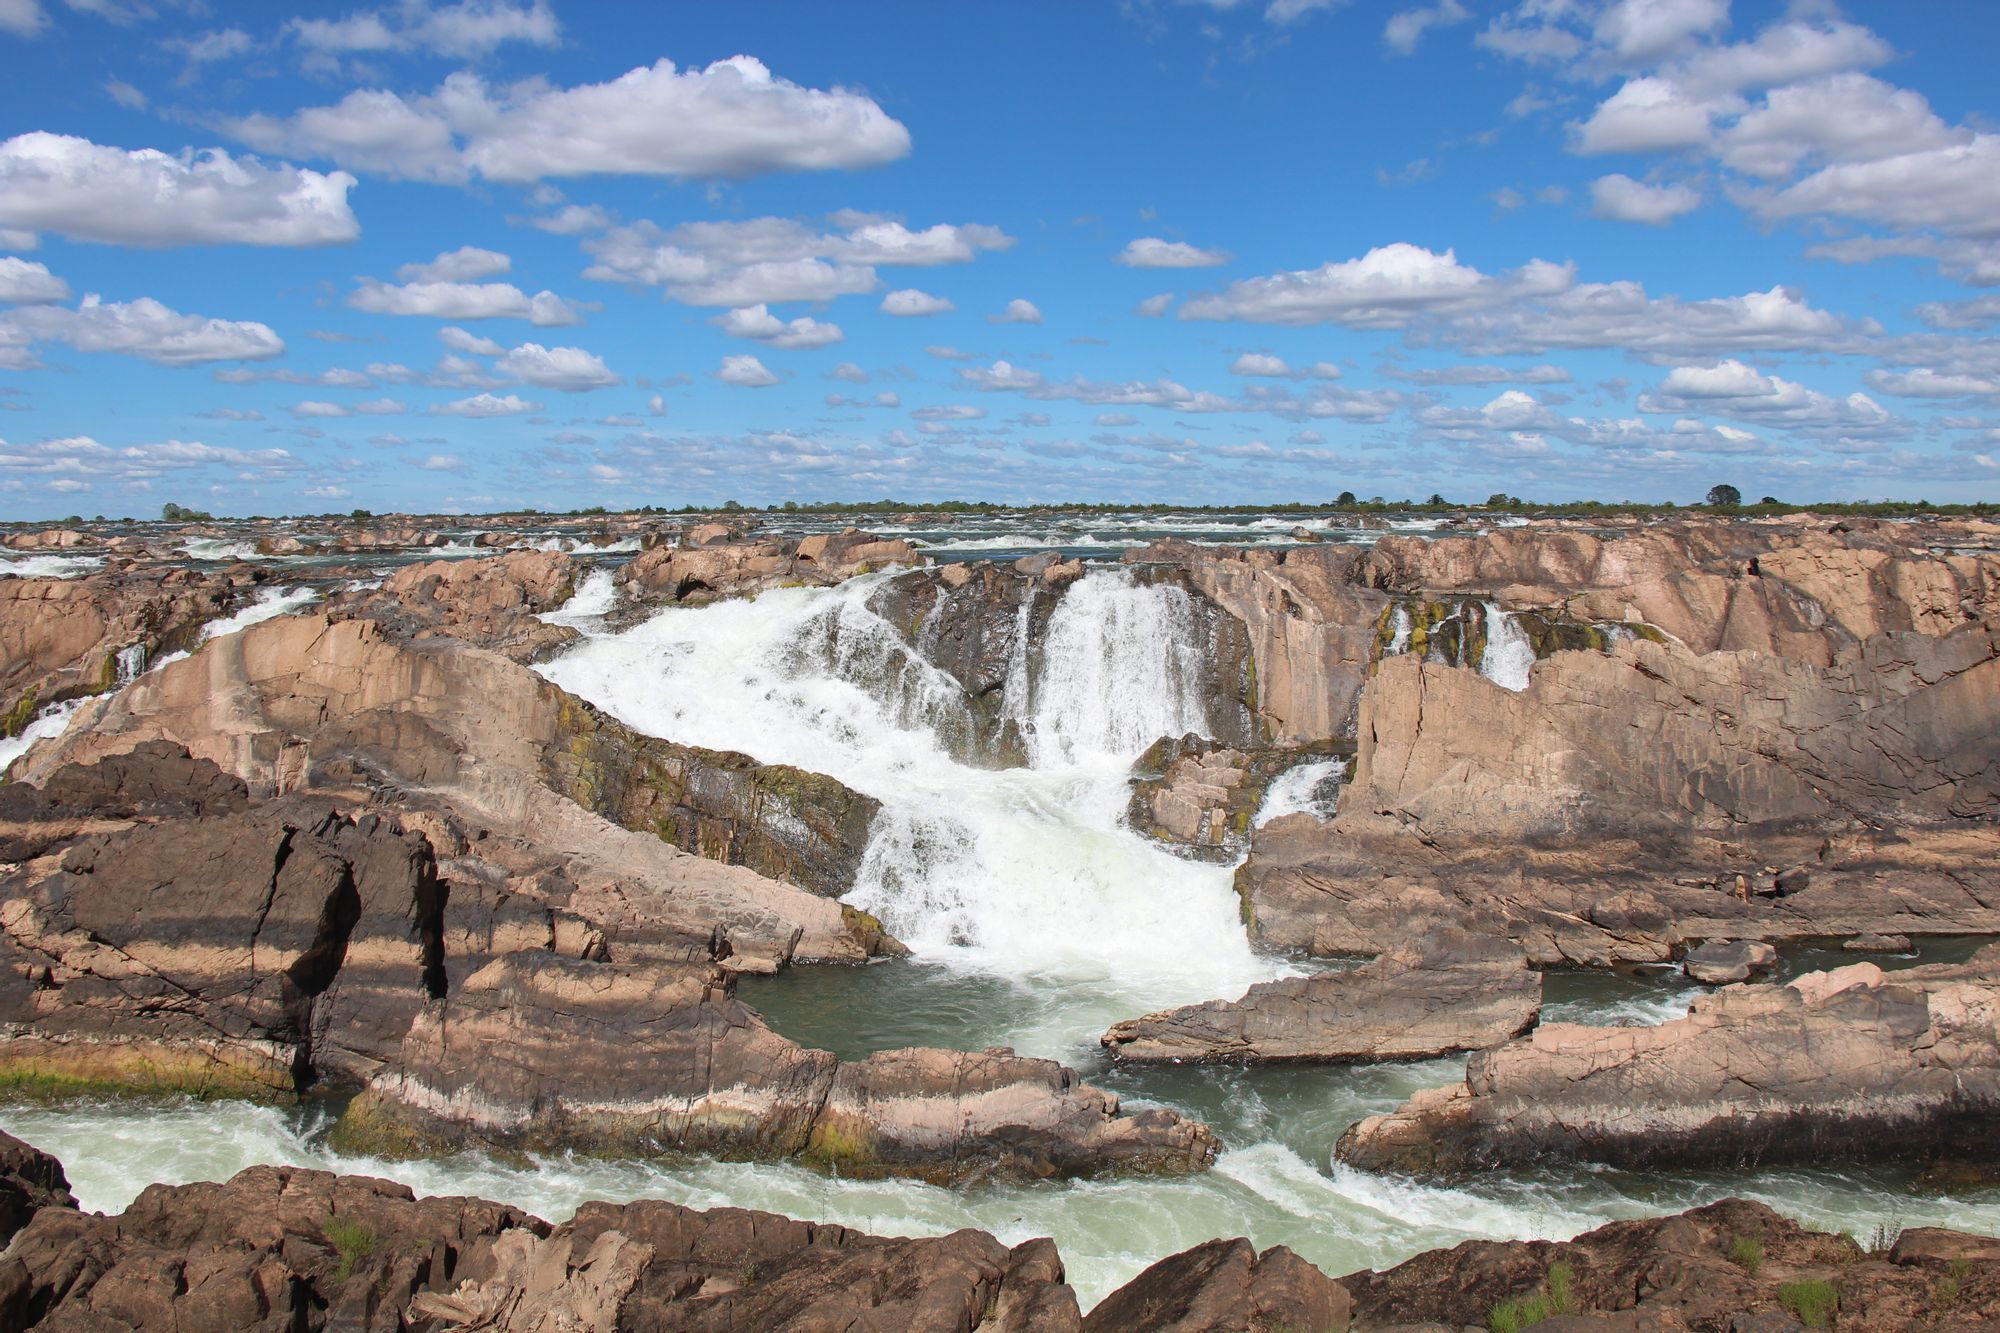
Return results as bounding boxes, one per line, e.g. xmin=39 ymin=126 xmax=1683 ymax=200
xmin=1594 ymin=0 xmax=1727 ymax=63
xmin=0 ymin=133 xmax=358 ymax=248
xmin=1135 ymin=293 xmax=1174 ymax=318
xmin=0 ymin=0 xmax=44 ymax=37
xmin=286 ymin=0 xmax=559 ymax=59
xmin=991 ymin=298 xmax=1042 ymax=325
xmin=0 ymin=435 xmax=304 ymax=489
xmin=439 ymin=325 xmax=504 ymax=356
xmin=1117 ymin=237 xmax=1230 ymax=268
xmin=1740 ymin=133 xmax=2000 ymax=241
xmin=397 ymin=245 xmax=511 ymax=283
xmin=1385 ymin=0 xmax=1469 ymax=55
xmin=1640 ymin=360 xmax=1901 ymax=434
xmin=431 ymin=392 xmax=539 ymax=416
xmin=1863 ymin=368 xmax=2000 ymax=399
xmin=418 ymin=453 xmax=467 ymax=469
xmin=881 ymin=288 xmax=954 ymax=317
xmin=714 ymin=303 xmax=844 ymax=349
xmin=1572 ymin=78 xmax=1731 ymax=155
xmin=173 ymin=27 xmax=252 ymax=67
xmin=527 ymin=203 xmax=612 ymax=235
xmin=716 ymin=354 xmax=779 ymax=387
xmin=1447 ymin=283 xmax=1868 ymax=361
xmin=496 ymin=342 xmax=619 ymax=391
xmin=290 ymin=400 xmax=348 ymax=418
xmin=1181 ymin=242 xmax=1574 ymax=328
xmin=355 ymin=397 xmax=405 ymax=414
xmin=1915 ymin=296 xmax=2000 ymax=332
xmin=1228 ymin=352 xmax=1340 ymax=379
xmin=1718 ymin=73 xmax=1963 ymax=181
xmin=1590 ymin=173 xmax=1701 ymax=225
xmin=229 ymin=56 xmax=911 ymax=184
xmin=0 ymin=256 xmax=68 ymax=303
xmin=2 ymin=293 xmax=283 ymax=365
xmin=349 ymin=278 xmax=585 ymax=326
xmin=826 ymin=362 xmax=868 ymax=383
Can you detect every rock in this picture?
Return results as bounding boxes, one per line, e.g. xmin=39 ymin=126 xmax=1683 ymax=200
xmin=618 ymin=527 xmax=917 ymax=607
xmin=0 ymin=1131 xmax=74 ymax=1245
xmin=1103 ymin=929 xmax=1540 ymax=1063
xmin=805 ymin=1045 xmax=1221 ymax=1183
xmin=0 ymin=740 xmax=249 ymax=860
xmin=1844 ymin=933 xmax=1911 ymax=953
xmin=1335 ymin=947 xmax=2000 ymax=1176
xmin=16 ymin=614 xmax=889 ymax=969
xmin=337 ymin=549 xmax=583 ymax=661
xmin=1080 ymin=1237 xmax=1350 ymax=1332
xmin=0 ymin=797 xmax=444 ymax=1097
xmin=1684 ymin=939 xmax=1779 ymax=985
xmin=1337 ymin=1197 xmax=2000 ymax=1332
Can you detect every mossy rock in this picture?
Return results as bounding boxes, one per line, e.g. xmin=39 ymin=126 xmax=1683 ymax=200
xmin=1 ymin=686 xmax=38 ymax=738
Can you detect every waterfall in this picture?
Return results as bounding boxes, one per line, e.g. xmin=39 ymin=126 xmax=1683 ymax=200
xmin=114 ymin=644 xmax=147 ymax=687
xmin=1479 ymin=602 xmax=1535 ymax=692
xmin=537 ymin=574 xmax=1279 ymax=1048
xmin=1385 ymin=605 xmax=1411 ymax=656
xmin=1015 ymin=569 xmax=1210 ymax=769
xmin=1257 ymin=758 xmax=1348 ymax=824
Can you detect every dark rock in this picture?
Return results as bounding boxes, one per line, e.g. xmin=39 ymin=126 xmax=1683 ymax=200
xmin=1080 ymin=1237 xmax=1349 ymax=1332
xmin=0 ymin=1131 xmax=74 ymax=1246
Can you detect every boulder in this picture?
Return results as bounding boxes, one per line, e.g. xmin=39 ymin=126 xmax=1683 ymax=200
xmin=1684 ymin=939 xmax=1779 ymax=985
xmin=1845 ymin=933 xmax=1912 ymax=953
xmin=0 ymin=740 xmax=249 ymax=860
xmin=1103 ymin=929 xmax=1540 ymax=1063
xmin=1336 ymin=947 xmax=2000 ymax=1176
xmin=338 ymin=548 xmax=583 ymax=661
xmin=0 ymin=1131 xmax=74 ymax=1246
xmin=618 ymin=527 xmax=917 ymax=606
xmin=1080 ymin=1238 xmax=1349 ymax=1333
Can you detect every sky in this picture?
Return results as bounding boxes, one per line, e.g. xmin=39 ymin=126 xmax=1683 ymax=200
xmin=1 ymin=0 xmax=1998 ymax=517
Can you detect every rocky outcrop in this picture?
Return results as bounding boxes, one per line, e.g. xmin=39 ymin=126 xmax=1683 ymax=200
xmin=1683 ymin=938 xmax=1778 ymax=985
xmin=335 ymin=548 xmax=583 ymax=661
xmin=1102 ymin=930 xmax=1540 ymax=1063
xmin=1239 ymin=625 xmax=2000 ymax=964
xmin=1081 ymin=1238 xmax=1350 ymax=1333
xmin=339 ymin=950 xmax=1217 ymax=1183
xmin=0 ymin=797 xmax=443 ymax=1098
xmin=14 ymin=613 xmax=888 ymax=967
xmin=0 ymin=740 xmax=248 ymax=861
xmin=1127 ymin=735 xmax=1343 ymax=859
xmin=1336 ymin=947 xmax=2000 ymax=1177
xmin=0 ymin=1131 xmax=72 ymax=1247
xmin=1340 ymin=1197 xmax=2000 ymax=1332
xmin=0 ymin=568 xmax=240 ymax=739
xmin=619 ymin=527 xmax=918 ymax=607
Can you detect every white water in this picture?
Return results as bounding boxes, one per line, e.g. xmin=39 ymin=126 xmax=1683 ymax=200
xmin=540 ymin=570 xmax=1280 ymax=1048
xmin=1385 ymin=605 xmax=1412 ymax=656
xmin=0 ymin=698 xmax=87 ymax=776
xmin=1479 ymin=602 xmax=1536 ymax=692
xmin=539 ymin=567 xmax=621 ymax=628
xmin=1257 ymin=758 xmax=1347 ymax=825
xmin=178 ymin=537 xmax=260 ymax=562
xmin=0 ymin=553 xmax=105 ymax=579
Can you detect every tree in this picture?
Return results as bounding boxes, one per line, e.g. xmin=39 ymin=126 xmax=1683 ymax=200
xmin=1486 ymin=492 xmax=1514 ymax=508
xmin=160 ymin=502 xmax=214 ymax=522
xmin=1335 ymin=491 xmax=1357 ymax=506
xmin=1705 ymin=484 xmax=1742 ymax=508
xmin=1758 ymin=496 xmax=1779 ymax=506
xmin=1425 ymin=492 xmax=1448 ymax=508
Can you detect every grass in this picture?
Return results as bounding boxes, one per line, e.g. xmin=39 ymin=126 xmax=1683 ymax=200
xmin=1727 ymin=1235 xmax=1764 ymax=1275
xmin=1489 ymin=1260 xmax=1576 ymax=1333
xmin=1779 ymin=1279 xmax=1840 ymax=1328
xmin=323 ymin=1216 xmax=377 ymax=1282
xmin=1935 ymin=1259 xmax=1972 ymax=1313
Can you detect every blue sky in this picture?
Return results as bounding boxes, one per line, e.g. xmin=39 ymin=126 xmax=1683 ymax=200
xmin=1 ymin=0 xmax=1997 ymax=517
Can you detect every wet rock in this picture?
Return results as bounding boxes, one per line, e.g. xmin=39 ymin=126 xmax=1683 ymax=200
xmin=1336 ymin=947 xmax=2000 ymax=1176
xmin=0 ymin=1131 xmax=74 ymax=1245
xmin=1683 ymin=939 xmax=1779 ymax=985
xmin=1080 ymin=1237 xmax=1349 ymax=1332
xmin=806 ymin=1045 xmax=1221 ymax=1183
xmin=1844 ymin=933 xmax=1911 ymax=953
xmin=1103 ymin=929 xmax=1540 ymax=1063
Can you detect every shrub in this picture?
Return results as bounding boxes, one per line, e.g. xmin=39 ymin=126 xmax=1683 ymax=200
xmin=1779 ymin=1279 xmax=1840 ymax=1328
xmin=1728 ymin=1235 xmax=1764 ymax=1274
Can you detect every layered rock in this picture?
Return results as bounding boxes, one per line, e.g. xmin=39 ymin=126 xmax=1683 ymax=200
xmin=14 ymin=613 xmax=887 ymax=967
xmin=1127 ymin=735 xmax=1344 ymax=859
xmin=0 ymin=740 xmax=248 ymax=861
xmin=339 ymin=951 xmax=1217 ymax=1183
xmin=619 ymin=526 xmax=918 ymax=607
xmin=1240 ymin=625 xmax=2000 ymax=964
xmin=335 ymin=548 xmax=583 ymax=661
xmin=0 ymin=796 xmax=443 ymax=1098
xmin=1336 ymin=946 xmax=2000 ymax=1176
xmin=1102 ymin=930 xmax=1540 ymax=1063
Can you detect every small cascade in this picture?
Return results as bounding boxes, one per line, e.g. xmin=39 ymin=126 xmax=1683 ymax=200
xmin=539 ymin=568 xmax=620 ymax=628
xmin=114 ymin=644 xmax=147 ymax=687
xmin=1386 ymin=605 xmax=1411 ymax=655
xmin=1478 ymin=602 xmax=1535 ymax=692
xmin=1015 ymin=568 xmax=1210 ymax=769
xmin=1256 ymin=757 xmax=1349 ymax=824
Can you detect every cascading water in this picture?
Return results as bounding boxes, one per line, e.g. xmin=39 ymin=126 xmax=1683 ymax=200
xmin=1257 ymin=758 xmax=1348 ymax=824
xmin=1478 ymin=601 xmax=1537 ymax=692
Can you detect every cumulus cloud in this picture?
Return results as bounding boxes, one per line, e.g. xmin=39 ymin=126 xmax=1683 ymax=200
xmin=1640 ymin=359 xmax=1901 ymax=434
xmin=0 ymin=435 xmax=304 ymax=491
xmin=1594 ymin=0 xmax=1728 ymax=64
xmin=1384 ymin=0 xmax=1469 ymax=55
xmin=1 ymin=293 xmax=284 ymax=365
xmin=431 ymin=392 xmax=539 ymax=416
xmin=397 ymin=245 xmax=511 ymax=283
xmin=714 ymin=303 xmax=844 ymax=349
xmin=1117 ymin=237 xmax=1230 ymax=268
xmin=286 ymin=0 xmax=559 ymax=60
xmin=0 ymin=257 xmax=68 ymax=303
xmin=438 ymin=325 xmax=504 ymax=356
xmin=1590 ymin=173 xmax=1702 ymax=225
xmin=496 ymin=342 xmax=619 ymax=391
xmin=227 ymin=56 xmax=911 ymax=184
xmin=881 ymin=288 xmax=954 ymax=317
xmin=0 ymin=133 xmax=358 ymax=247
xmin=991 ymin=298 xmax=1042 ymax=325
xmin=716 ymin=353 xmax=779 ymax=387
xmin=349 ymin=278 xmax=585 ymax=325
xmin=1135 ymin=293 xmax=1175 ymax=318
xmin=0 ymin=0 xmax=46 ymax=37
xmin=581 ymin=215 xmax=1008 ymax=308
xmin=1446 ymin=283 xmax=1870 ymax=362
xmin=1863 ymin=368 xmax=2000 ymax=400
xmin=1181 ymin=242 xmax=1574 ymax=328
xmin=1572 ymin=77 xmax=1730 ymax=155
xmin=1228 ymin=352 xmax=1340 ymax=379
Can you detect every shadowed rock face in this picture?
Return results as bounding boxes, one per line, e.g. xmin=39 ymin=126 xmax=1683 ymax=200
xmin=1102 ymin=930 xmax=1541 ymax=1064
xmin=0 ymin=740 xmax=248 ymax=862
xmin=1336 ymin=946 xmax=2000 ymax=1177
xmin=1081 ymin=1238 xmax=1350 ymax=1333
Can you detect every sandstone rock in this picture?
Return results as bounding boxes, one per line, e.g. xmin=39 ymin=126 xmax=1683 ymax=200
xmin=16 ymin=614 xmax=888 ymax=968
xmin=1103 ymin=929 xmax=1540 ymax=1063
xmin=806 ymin=1045 xmax=1221 ymax=1183
xmin=1336 ymin=946 xmax=2000 ymax=1176
xmin=1336 ymin=1197 xmax=2000 ymax=1332
xmin=1844 ymin=933 xmax=1911 ymax=953
xmin=618 ymin=527 xmax=917 ymax=607
xmin=337 ymin=548 xmax=583 ymax=661
xmin=1080 ymin=1237 xmax=1350 ymax=1332
xmin=1683 ymin=939 xmax=1779 ymax=985
xmin=0 ymin=740 xmax=249 ymax=860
